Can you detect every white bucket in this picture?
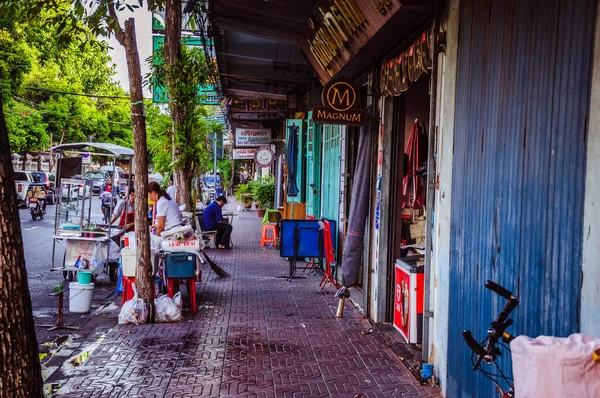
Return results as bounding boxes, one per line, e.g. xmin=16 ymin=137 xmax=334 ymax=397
xmin=69 ymin=282 xmax=94 ymax=313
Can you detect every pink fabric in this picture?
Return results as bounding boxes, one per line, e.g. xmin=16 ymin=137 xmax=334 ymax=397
xmin=510 ymin=333 xmax=600 ymax=397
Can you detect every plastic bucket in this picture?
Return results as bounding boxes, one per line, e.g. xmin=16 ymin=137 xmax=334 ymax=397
xmin=69 ymin=282 xmax=94 ymax=313
xmin=77 ymin=271 xmax=93 ymax=284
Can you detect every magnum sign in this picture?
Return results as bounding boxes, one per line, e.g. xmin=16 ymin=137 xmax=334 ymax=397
xmin=313 ymin=79 xmax=366 ymax=126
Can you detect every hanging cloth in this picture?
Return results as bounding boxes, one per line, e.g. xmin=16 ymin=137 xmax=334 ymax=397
xmin=286 ymin=125 xmax=300 ymax=197
xmin=402 ymin=120 xmax=426 ymax=210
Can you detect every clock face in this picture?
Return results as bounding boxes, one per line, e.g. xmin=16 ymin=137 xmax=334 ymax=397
xmin=255 ymin=147 xmax=274 ymax=167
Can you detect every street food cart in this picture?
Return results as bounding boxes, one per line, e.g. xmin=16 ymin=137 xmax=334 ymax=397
xmin=49 ymin=142 xmax=133 ymax=282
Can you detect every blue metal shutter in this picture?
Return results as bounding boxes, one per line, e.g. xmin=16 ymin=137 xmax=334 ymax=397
xmin=446 ymin=0 xmax=596 ymax=396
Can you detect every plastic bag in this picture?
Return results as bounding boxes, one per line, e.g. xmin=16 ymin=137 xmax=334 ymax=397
xmin=91 ymin=240 xmax=120 ymax=272
xmin=154 ymin=293 xmax=182 ymax=323
xmin=118 ymin=283 xmax=148 ymax=325
xmin=511 ymin=333 xmax=600 ymax=397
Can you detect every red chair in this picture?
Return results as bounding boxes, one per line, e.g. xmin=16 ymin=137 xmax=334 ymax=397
xmin=167 ymin=279 xmax=197 ymax=314
xmin=320 ymin=220 xmax=337 ymax=289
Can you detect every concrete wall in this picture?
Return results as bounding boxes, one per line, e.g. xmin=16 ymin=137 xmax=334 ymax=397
xmin=581 ymin=1 xmax=600 ymax=337
xmin=429 ymin=0 xmax=460 ymax=394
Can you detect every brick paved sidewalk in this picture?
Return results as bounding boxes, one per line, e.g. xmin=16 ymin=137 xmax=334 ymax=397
xmin=53 ymin=204 xmax=439 ymax=398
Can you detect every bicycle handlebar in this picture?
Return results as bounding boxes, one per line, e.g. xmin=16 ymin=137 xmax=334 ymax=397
xmin=462 ymin=330 xmax=486 ymax=357
xmin=485 ymin=280 xmax=513 ymax=299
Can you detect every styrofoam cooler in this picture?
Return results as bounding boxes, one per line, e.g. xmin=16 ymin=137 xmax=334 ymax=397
xmin=121 ymin=247 xmax=137 ymax=277
xmin=160 ymin=239 xmax=205 ymax=253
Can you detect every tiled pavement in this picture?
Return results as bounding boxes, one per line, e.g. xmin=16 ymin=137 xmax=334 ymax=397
xmin=54 ymin=205 xmax=439 ymax=398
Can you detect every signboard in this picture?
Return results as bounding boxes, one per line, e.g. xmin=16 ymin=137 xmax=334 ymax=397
xmin=232 ymin=148 xmax=257 ymax=160
xmin=300 ymin=0 xmax=401 ymax=84
xmin=312 ymin=80 xmax=367 ymax=126
xmin=235 ymin=128 xmax=271 ymax=147
xmin=151 ymin=35 xmax=220 ymax=105
xmin=82 ymin=152 xmax=91 ymax=164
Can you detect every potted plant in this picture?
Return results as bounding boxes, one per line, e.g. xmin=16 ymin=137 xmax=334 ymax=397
xmin=252 ymin=177 xmax=275 ymax=217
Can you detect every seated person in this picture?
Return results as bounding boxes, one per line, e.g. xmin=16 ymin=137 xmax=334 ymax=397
xmin=202 ymin=195 xmax=232 ymax=249
xmin=148 ymin=181 xmax=182 ymax=237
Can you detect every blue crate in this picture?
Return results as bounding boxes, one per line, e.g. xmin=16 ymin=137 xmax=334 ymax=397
xmin=164 ymin=252 xmax=195 ymax=278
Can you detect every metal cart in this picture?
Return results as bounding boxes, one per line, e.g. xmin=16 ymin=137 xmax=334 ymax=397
xmin=49 ymin=142 xmax=134 ymax=282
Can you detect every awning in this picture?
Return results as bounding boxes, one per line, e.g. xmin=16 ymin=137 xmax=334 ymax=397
xmin=50 ymin=142 xmax=134 ymax=158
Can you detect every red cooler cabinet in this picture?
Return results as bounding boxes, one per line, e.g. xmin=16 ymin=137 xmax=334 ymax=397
xmin=394 ymin=256 xmax=424 ymax=344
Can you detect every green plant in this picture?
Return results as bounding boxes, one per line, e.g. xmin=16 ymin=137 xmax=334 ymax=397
xmin=235 ymin=182 xmax=254 ymax=206
xmin=252 ymin=177 xmax=275 ymax=210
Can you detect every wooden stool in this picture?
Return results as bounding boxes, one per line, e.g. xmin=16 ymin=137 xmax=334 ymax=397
xmin=260 ymin=223 xmax=278 ymax=247
xmin=167 ymin=278 xmax=197 ymax=314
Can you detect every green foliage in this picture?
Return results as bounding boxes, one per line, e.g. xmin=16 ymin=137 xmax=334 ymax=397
xmin=235 ymin=181 xmax=255 ymax=206
xmin=252 ymin=177 xmax=276 ymax=210
xmin=0 ymin=2 xmax=133 ymax=152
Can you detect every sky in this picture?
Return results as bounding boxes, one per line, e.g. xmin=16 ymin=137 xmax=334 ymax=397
xmin=106 ymin=7 xmax=154 ymax=98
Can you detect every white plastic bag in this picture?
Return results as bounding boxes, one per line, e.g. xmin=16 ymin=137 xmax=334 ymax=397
xmin=154 ymin=293 xmax=182 ymax=323
xmin=118 ymin=283 xmax=148 ymax=325
xmin=91 ymin=241 xmax=121 ymax=272
xmin=511 ymin=333 xmax=600 ymax=397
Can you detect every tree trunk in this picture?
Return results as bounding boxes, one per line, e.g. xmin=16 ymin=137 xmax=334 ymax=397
xmin=123 ymin=18 xmax=154 ymax=318
xmin=0 ymin=99 xmax=44 ymax=396
xmin=164 ymin=0 xmax=189 ymax=208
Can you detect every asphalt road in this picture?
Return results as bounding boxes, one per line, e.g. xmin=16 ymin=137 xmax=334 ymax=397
xmin=19 ymin=198 xmax=122 ymax=347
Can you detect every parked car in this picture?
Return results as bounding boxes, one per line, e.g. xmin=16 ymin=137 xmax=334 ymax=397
xmin=14 ymin=170 xmax=33 ymax=207
xmin=31 ymin=171 xmax=56 ymax=204
xmin=85 ymin=171 xmax=108 ymax=195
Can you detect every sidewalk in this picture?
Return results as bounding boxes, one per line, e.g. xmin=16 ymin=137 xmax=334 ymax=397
xmin=51 ymin=204 xmax=440 ymax=398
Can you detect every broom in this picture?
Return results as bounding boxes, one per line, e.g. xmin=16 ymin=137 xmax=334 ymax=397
xmin=201 ymin=250 xmax=230 ymax=277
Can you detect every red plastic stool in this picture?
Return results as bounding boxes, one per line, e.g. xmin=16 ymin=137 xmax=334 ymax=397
xmin=122 ymin=276 xmax=136 ymax=305
xmin=260 ymin=223 xmax=278 ymax=247
xmin=167 ymin=278 xmax=197 ymax=314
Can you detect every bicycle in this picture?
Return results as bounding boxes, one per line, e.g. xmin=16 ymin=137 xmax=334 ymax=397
xmin=463 ymin=281 xmax=600 ymax=398
xmin=462 ymin=280 xmax=519 ymax=398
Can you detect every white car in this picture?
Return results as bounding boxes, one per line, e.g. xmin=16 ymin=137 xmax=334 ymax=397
xmin=14 ymin=170 xmax=33 ymax=207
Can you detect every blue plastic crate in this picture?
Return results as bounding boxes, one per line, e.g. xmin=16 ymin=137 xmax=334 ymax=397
xmin=164 ymin=252 xmax=195 ymax=278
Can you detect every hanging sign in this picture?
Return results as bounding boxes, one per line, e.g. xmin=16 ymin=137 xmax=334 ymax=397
xmin=235 ymin=128 xmax=272 ymax=147
xmin=232 ymin=148 xmax=257 ymax=160
xmin=312 ymin=79 xmax=367 ymax=126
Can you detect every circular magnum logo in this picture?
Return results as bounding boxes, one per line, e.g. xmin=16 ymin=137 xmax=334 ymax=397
xmin=322 ymin=81 xmax=358 ymax=112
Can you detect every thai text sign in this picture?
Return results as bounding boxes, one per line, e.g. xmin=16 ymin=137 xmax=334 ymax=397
xmin=235 ymin=128 xmax=272 ymax=147
xmin=312 ymin=80 xmax=367 ymax=126
xmin=232 ymin=148 xmax=257 ymax=159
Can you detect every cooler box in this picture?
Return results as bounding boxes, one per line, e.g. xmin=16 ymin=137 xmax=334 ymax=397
xmin=121 ymin=247 xmax=137 ymax=277
xmin=164 ymin=252 xmax=196 ymax=278
xmin=394 ymin=256 xmax=425 ymax=344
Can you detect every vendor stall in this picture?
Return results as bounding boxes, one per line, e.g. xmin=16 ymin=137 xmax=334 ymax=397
xmin=49 ymin=142 xmax=133 ymax=282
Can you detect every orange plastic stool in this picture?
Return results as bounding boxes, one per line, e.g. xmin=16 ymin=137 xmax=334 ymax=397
xmin=260 ymin=223 xmax=278 ymax=247
xmin=167 ymin=278 xmax=197 ymax=314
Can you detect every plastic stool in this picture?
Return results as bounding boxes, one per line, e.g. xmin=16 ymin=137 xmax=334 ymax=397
xmin=260 ymin=223 xmax=278 ymax=247
xmin=167 ymin=278 xmax=197 ymax=314
xmin=122 ymin=276 xmax=136 ymax=305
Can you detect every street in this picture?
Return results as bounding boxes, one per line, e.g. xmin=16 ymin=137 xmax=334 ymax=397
xmin=20 ymin=199 xmax=121 ymax=347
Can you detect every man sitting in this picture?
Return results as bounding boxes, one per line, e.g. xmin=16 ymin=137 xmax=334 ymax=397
xmin=202 ymin=195 xmax=232 ymax=250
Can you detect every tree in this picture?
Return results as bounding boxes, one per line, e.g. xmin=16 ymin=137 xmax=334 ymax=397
xmin=0 ymin=67 xmax=43 ymax=398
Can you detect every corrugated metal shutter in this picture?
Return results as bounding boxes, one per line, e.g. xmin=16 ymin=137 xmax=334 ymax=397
xmin=447 ymin=0 xmax=596 ymax=396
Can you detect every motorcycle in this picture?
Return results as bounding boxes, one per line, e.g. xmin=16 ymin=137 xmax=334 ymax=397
xmin=27 ymin=190 xmax=46 ymax=221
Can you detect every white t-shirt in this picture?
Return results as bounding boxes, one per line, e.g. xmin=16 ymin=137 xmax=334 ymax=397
xmin=155 ymin=196 xmax=182 ymax=231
